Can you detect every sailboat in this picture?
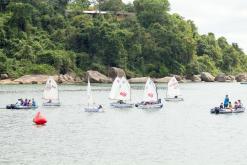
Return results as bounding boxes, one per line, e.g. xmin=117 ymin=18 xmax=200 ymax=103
xmin=109 ymin=76 xmax=133 ymax=108
xmin=164 ymin=76 xmax=184 ymax=101
xmin=84 ymin=79 xmax=103 ymax=112
xmin=42 ymin=76 xmax=61 ymax=106
xmin=135 ymin=78 xmax=163 ymax=109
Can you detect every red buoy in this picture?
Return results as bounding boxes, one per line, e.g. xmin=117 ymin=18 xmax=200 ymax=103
xmin=33 ymin=112 xmax=47 ymax=125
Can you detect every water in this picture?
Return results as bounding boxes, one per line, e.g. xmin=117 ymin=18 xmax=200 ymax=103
xmin=0 ymin=82 xmax=247 ymax=165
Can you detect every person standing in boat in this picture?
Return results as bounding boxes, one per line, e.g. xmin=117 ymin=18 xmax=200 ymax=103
xmin=224 ymin=95 xmax=229 ymax=108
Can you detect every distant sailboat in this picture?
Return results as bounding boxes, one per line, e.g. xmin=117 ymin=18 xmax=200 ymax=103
xmin=135 ymin=78 xmax=163 ymax=109
xmin=42 ymin=76 xmax=61 ymax=106
xmin=109 ymin=76 xmax=133 ymax=108
xmin=164 ymin=77 xmax=184 ymax=101
xmin=84 ymin=79 xmax=103 ymax=112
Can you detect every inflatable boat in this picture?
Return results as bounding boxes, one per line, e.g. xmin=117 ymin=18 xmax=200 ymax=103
xmin=210 ymin=107 xmax=245 ymax=114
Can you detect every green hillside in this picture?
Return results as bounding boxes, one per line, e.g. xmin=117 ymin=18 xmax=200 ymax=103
xmin=0 ymin=0 xmax=247 ymax=78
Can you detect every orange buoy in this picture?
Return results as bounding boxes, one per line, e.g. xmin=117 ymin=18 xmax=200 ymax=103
xmin=33 ymin=112 xmax=47 ymax=125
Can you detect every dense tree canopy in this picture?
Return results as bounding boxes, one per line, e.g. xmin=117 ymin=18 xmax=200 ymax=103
xmin=0 ymin=0 xmax=247 ymax=78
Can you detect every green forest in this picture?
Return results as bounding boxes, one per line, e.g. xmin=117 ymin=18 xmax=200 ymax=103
xmin=0 ymin=0 xmax=247 ymax=78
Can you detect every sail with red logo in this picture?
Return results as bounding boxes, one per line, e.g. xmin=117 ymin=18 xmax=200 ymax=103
xmin=109 ymin=77 xmax=133 ymax=108
xmin=165 ymin=76 xmax=184 ymax=102
xmin=135 ymin=78 xmax=163 ymax=109
xmin=143 ymin=78 xmax=158 ymax=102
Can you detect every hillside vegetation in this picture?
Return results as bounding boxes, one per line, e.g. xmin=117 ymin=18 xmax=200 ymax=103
xmin=0 ymin=0 xmax=247 ymax=78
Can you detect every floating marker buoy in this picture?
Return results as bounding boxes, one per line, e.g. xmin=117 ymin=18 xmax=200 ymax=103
xmin=33 ymin=112 xmax=47 ymax=125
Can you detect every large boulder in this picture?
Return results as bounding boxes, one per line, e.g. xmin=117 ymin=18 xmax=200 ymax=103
xmin=85 ymin=70 xmax=112 ymax=83
xmin=0 ymin=74 xmax=8 ymax=80
xmin=170 ymin=75 xmax=182 ymax=81
xmin=215 ymin=73 xmax=235 ymax=82
xmin=201 ymin=72 xmax=215 ymax=82
xmin=128 ymin=77 xmax=149 ymax=83
xmin=14 ymin=75 xmax=51 ymax=84
xmin=215 ymin=73 xmax=226 ymax=82
xmin=155 ymin=77 xmax=172 ymax=83
xmin=190 ymin=75 xmax=201 ymax=82
xmin=108 ymin=67 xmax=126 ymax=80
xmin=236 ymin=73 xmax=247 ymax=82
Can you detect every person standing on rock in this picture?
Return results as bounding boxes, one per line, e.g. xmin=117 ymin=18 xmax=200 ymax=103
xmin=224 ymin=95 xmax=229 ymax=108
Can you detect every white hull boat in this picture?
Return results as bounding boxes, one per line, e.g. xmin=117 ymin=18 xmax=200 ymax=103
xmin=43 ymin=102 xmax=61 ymax=106
xmin=42 ymin=76 xmax=60 ymax=107
xmin=136 ymin=78 xmax=163 ymax=109
xmin=135 ymin=102 xmax=163 ymax=109
xmin=110 ymin=102 xmax=133 ymax=108
xmin=109 ymin=77 xmax=133 ymax=109
xmin=84 ymin=106 xmax=103 ymax=112
xmin=164 ymin=97 xmax=184 ymax=102
xmin=84 ymin=79 xmax=103 ymax=112
xmin=165 ymin=77 xmax=183 ymax=102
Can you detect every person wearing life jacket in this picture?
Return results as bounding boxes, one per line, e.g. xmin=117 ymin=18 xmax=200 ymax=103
xmin=224 ymin=95 xmax=229 ymax=108
xmin=32 ymin=98 xmax=36 ymax=107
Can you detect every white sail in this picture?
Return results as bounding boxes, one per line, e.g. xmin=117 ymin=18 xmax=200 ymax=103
xmin=87 ymin=79 xmax=94 ymax=105
xmin=143 ymin=78 xmax=158 ymax=102
xmin=167 ymin=77 xmax=181 ymax=98
xmin=42 ymin=76 xmax=59 ymax=101
xmin=109 ymin=77 xmax=121 ymax=100
xmin=115 ymin=77 xmax=131 ymax=101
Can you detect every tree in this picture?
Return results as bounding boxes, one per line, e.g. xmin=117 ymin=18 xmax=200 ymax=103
xmin=134 ymin=0 xmax=170 ymax=28
xmin=100 ymin=0 xmax=124 ymax=12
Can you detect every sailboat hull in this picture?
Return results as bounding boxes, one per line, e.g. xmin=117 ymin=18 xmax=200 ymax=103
xmin=164 ymin=98 xmax=184 ymax=102
xmin=84 ymin=107 xmax=103 ymax=112
xmin=135 ymin=102 xmax=163 ymax=109
xmin=110 ymin=102 xmax=133 ymax=108
xmin=43 ymin=102 xmax=61 ymax=106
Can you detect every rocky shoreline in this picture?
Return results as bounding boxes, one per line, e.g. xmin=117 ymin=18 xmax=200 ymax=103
xmin=0 ymin=67 xmax=247 ymax=85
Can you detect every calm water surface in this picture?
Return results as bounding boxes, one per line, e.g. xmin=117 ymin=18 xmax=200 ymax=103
xmin=0 ymin=82 xmax=247 ymax=165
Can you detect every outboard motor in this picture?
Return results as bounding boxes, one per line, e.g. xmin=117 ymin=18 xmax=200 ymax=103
xmin=215 ymin=107 xmax=220 ymax=114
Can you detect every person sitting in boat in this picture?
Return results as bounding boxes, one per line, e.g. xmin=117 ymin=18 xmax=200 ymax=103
xmin=224 ymin=95 xmax=229 ymax=108
xmin=23 ymin=99 xmax=28 ymax=106
xmin=20 ymin=98 xmax=24 ymax=106
xmin=219 ymin=103 xmax=223 ymax=109
xmin=48 ymin=99 xmax=52 ymax=103
xmin=228 ymin=102 xmax=233 ymax=111
xmin=234 ymin=101 xmax=239 ymax=109
xmin=238 ymin=100 xmax=242 ymax=108
xmin=28 ymin=99 xmax=32 ymax=106
xmin=98 ymin=105 xmax=103 ymax=109
xmin=118 ymin=100 xmax=124 ymax=104
xmin=32 ymin=98 xmax=36 ymax=107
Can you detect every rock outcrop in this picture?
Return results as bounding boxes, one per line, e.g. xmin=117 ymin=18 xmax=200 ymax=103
xmin=85 ymin=70 xmax=112 ymax=83
xmin=14 ymin=75 xmax=51 ymax=84
xmin=155 ymin=77 xmax=172 ymax=83
xmin=0 ymin=74 xmax=8 ymax=80
xmin=201 ymin=72 xmax=215 ymax=82
xmin=215 ymin=73 xmax=235 ymax=82
xmin=128 ymin=77 xmax=150 ymax=83
xmin=236 ymin=73 xmax=247 ymax=82
xmin=108 ymin=67 xmax=126 ymax=80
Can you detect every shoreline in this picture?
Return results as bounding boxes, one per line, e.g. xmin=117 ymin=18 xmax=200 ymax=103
xmin=0 ymin=70 xmax=246 ymax=85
